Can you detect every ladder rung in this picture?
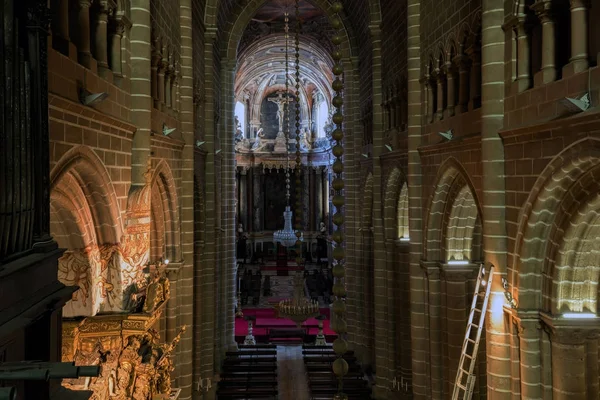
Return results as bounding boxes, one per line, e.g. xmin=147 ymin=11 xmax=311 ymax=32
xmin=457 ymin=383 xmax=466 ymax=390
xmin=473 ymin=307 xmax=481 ymax=313
xmin=465 ymin=338 xmax=475 ymax=344
xmin=471 ymin=324 xmax=479 ymax=329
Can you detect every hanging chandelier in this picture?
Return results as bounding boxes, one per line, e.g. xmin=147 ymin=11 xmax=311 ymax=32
xmin=273 ymin=12 xmax=303 ymax=248
xmin=278 ymin=1 xmax=319 ymax=328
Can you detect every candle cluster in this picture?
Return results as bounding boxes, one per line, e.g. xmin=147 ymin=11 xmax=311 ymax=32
xmin=278 ymin=299 xmax=319 ymax=316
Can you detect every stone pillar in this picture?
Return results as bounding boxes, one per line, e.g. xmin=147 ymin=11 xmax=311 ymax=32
xmin=565 ymin=0 xmax=589 ymax=75
xmin=252 ymin=168 xmax=263 ymax=231
xmin=548 ymin=329 xmax=588 ymax=399
xmin=108 ymin=17 xmax=125 ymax=83
xmin=93 ymin=0 xmax=111 ymax=78
xmin=151 ymin=41 xmax=161 ymax=108
xmin=314 ymin=167 xmax=323 ymax=229
xmin=239 ymin=169 xmax=248 ymax=231
xmin=435 ymin=70 xmax=445 ymax=120
xmin=514 ymin=317 xmax=543 ymax=399
xmin=75 ymin=0 xmax=95 ymax=69
xmin=466 ymin=47 xmax=481 ymax=110
xmin=532 ymin=0 xmax=557 ymax=85
xmin=303 ymin=167 xmax=310 ymax=232
xmin=172 ymin=67 xmax=180 ymax=113
xmin=390 ymin=98 xmax=397 ymax=129
xmin=157 ymin=58 xmax=167 ymax=109
xmin=385 ymin=239 xmax=397 ymax=389
xmin=424 ymin=264 xmax=442 ymax=399
xmin=322 ymin=167 xmax=329 ymax=227
xmin=426 ymin=76 xmax=435 ymax=123
xmin=50 ymin=0 xmax=77 ymax=58
xmin=514 ymin=18 xmax=532 ymax=92
xmin=445 ymin=62 xmax=456 ymax=118
xmin=585 ymin=335 xmax=599 ymax=398
xmin=165 ymin=60 xmax=174 ymax=110
xmin=454 ymin=54 xmax=470 ymax=114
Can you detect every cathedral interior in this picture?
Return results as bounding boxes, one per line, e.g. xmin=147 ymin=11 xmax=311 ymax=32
xmin=1 ymin=0 xmax=600 ymax=399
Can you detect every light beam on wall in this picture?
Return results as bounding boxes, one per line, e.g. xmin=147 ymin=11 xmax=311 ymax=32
xmin=562 ymin=313 xmax=597 ymax=319
xmin=447 ymin=260 xmax=469 ymax=265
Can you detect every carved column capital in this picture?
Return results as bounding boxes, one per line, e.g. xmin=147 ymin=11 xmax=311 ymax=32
xmin=531 ymin=0 xmax=553 ymax=22
xmin=540 ymin=312 xmax=600 ymax=344
xmin=570 ymin=0 xmax=590 ymax=9
xmin=77 ymin=0 xmax=92 ymax=10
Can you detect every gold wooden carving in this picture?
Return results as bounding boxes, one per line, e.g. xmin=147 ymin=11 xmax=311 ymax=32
xmin=61 ymin=271 xmax=182 ymax=400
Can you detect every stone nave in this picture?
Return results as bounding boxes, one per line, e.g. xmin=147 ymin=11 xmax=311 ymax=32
xmin=1 ymin=0 xmax=600 ymax=399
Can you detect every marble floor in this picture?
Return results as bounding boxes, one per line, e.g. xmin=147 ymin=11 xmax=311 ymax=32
xmin=277 ymin=345 xmax=310 ymax=400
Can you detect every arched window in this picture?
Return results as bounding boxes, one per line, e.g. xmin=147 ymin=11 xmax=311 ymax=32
xmin=316 ymin=100 xmax=329 ymax=137
xmin=235 ymin=101 xmax=246 ymax=137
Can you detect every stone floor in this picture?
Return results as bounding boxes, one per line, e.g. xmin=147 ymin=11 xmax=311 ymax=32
xmin=277 ymin=345 xmax=310 ymax=400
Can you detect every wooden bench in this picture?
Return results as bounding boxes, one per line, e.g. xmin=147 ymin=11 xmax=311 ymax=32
xmin=220 ymin=372 xmax=278 ymax=381
xmin=268 ymin=327 xmax=306 ymax=341
xmin=238 ymin=344 xmax=276 ymax=349
xmin=226 ymin=350 xmax=277 ymax=357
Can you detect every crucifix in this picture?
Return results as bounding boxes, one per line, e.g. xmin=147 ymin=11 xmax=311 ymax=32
xmin=268 ymin=91 xmax=292 ymax=135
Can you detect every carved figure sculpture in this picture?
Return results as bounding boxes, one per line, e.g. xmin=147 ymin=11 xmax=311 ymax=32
xmin=251 ymin=128 xmax=268 ymax=151
xmin=114 ymin=335 xmax=142 ymax=398
xmin=143 ymin=274 xmax=165 ymax=313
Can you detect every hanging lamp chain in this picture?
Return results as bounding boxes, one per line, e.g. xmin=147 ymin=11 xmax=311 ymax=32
xmin=284 ymin=13 xmax=291 ymax=206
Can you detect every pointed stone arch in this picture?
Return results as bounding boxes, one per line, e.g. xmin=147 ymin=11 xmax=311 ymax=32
xmin=50 ymin=146 xmax=123 ymax=317
xmin=50 ymin=145 xmax=123 ymax=245
xmin=222 ymin=0 xmax=358 ymax=61
xmin=513 ymin=137 xmax=600 ymax=312
xmin=383 ymin=168 xmax=406 ymax=241
xmin=150 ymin=159 xmax=181 ymax=263
xmin=424 ymin=158 xmax=482 ymax=262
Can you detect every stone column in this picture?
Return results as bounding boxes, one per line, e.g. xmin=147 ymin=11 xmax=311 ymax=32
xmin=322 ymin=167 xmax=329 ymax=227
xmin=426 ymin=76 xmax=435 ymax=123
xmin=390 ymin=97 xmax=397 ymax=129
xmin=93 ymin=0 xmax=111 ymax=78
xmin=172 ymin=66 xmax=180 ymax=113
xmin=565 ymin=0 xmax=589 ymax=75
xmin=157 ymin=58 xmax=167 ymax=109
xmin=165 ymin=60 xmax=174 ymax=110
xmin=303 ymin=167 xmax=310 ymax=232
xmin=314 ymin=167 xmax=323 ymax=229
xmin=239 ymin=169 xmax=248 ymax=231
xmin=514 ymin=317 xmax=543 ymax=399
xmin=445 ymin=62 xmax=456 ymax=118
xmin=422 ymin=263 xmax=441 ymax=399
xmin=454 ymin=54 xmax=470 ymax=114
xmin=435 ymin=70 xmax=445 ymax=120
xmin=532 ymin=0 xmax=557 ymax=85
xmin=252 ymin=168 xmax=263 ymax=231
xmin=151 ymin=41 xmax=161 ymax=108
xmin=548 ymin=329 xmax=588 ymax=399
xmin=50 ymin=0 xmax=77 ymax=58
xmin=466 ymin=46 xmax=481 ymax=110
xmin=384 ymin=239 xmax=397 ymax=390
xmin=108 ymin=17 xmax=125 ymax=83
xmin=75 ymin=0 xmax=95 ymax=69
xmin=514 ymin=17 xmax=532 ymax=92
xmin=585 ymin=334 xmax=599 ymax=398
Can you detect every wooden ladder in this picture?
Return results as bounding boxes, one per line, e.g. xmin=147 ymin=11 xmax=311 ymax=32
xmin=451 ymin=263 xmax=494 ymax=400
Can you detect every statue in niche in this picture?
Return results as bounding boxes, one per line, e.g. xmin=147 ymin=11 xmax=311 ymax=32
xmin=323 ymin=112 xmax=334 ymax=139
xmin=299 ymin=128 xmax=312 ymax=151
xmin=237 ymin=224 xmax=248 ymax=262
xmin=114 ymin=335 xmax=142 ymax=398
xmin=251 ymin=128 xmax=268 ymax=152
xmin=234 ymin=116 xmax=244 ymax=142
xmin=317 ymin=221 xmax=328 ymax=261
xmin=66 ymin=339 xmax=103 ymax=389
